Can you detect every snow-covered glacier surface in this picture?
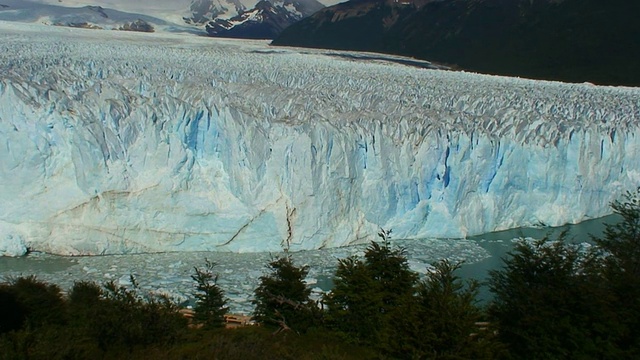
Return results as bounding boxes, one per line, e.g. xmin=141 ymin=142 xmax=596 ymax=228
xmin=1 ymin=21 xmax=639 ymax=255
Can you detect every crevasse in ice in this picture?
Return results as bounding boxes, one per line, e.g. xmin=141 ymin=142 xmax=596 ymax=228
xmin=1 ymin=23 xmax=639 ymax=255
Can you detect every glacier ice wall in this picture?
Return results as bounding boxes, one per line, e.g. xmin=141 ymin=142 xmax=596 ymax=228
xmin=1 ymin=23 xmax=639 ymax=255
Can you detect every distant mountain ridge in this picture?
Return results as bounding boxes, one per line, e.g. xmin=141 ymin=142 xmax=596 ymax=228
xmin=0 ymin=0 xmax=177 ymax=32
xmin=273 ymin=0 xmax=640 ymax=86
xmin=0 ymin=0 xmax=326 ymax=38
xmin=183 ymin=0 xmax=247 ymax=25
xmin=206 ymin=0 xmax=324 ymax=39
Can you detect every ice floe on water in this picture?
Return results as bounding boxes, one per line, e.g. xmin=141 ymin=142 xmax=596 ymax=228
xmin=0 ymin=216 xmax=615 ymax=313
xmin=0 ymin=238 xmax=490 ymax=314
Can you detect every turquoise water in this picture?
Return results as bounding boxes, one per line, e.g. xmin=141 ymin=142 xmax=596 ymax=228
xmin=458 ymin=214 xmax=619 ymax=302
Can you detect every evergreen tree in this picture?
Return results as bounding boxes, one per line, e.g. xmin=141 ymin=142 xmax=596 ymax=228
xmin=324 ymin=229 xmax=418 ymax=345
xmin=488 ymin=236 xmax=620 ymax=359
xmin=598 ymin=188 xmax=640 ymax=278
xmin=0 ymin=284 xmax=25 ymax=334
xmin=252 ymin=254 xmax=320 ymax=333
xmin=6 ymin=276 xmax=67 ymax=329
xmin=324 ymin=255 xmax=381 ymax=343
xmin=595 ymin=189 xmax=640 ymax=356
xmin=68 ymin=280 xmax=102 ymax=308
xmin=192 ymin=259 xmax=229 ymax=329
xmin=87 ymin=277 xmax=187 ymax=351
xmin=387 ymin=260 xmax=502 ymax=359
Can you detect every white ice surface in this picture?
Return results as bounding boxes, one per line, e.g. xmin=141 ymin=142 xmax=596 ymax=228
xmin=0 ymin=221 xmax=28 ymax=257
xmin=1 ymin=21 xmax=639 ymax=255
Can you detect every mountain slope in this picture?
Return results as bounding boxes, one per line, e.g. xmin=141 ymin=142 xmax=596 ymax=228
xmin=0 ymin=0 xmax=195 ymax=33
xmin=0 ymin=0 xmax=327 ymax=38
xmin=206 ymin=0 xmax=325 ymax=39
xmin=273 ymin=0 xmax=640 ymax=86
xmin=183 ymin=0 xmax=247 ymax=25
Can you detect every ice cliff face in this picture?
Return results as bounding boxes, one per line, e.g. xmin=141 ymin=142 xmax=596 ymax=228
xmin=1 ymin=22 xmax=639 ymax=255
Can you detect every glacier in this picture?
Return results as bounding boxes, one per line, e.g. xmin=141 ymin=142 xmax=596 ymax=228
xmin=1 ymin=21 xmax=639 ymax=255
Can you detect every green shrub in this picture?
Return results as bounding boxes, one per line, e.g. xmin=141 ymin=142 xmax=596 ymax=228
xmin=6 ymin=276 xmax=67 ymax=329
xmin=0 ymin=284 xmax=25 ymax=334
xmin=253 ymin=254 xmax=321 ymax=333
xmin=595 ymin=189 xmax=640 ymax=356
xmin=192 ymin=259 xmax=229 ymax=329
xmin=489 ymin=236 xmax=621 ymax=359
xmin=324 ymin=229 xmax=418 ymax=346
xmin=69 ymin=278 xmax=187 ymax=353
xmin=387 ymin=260 xmax=503 ymax=359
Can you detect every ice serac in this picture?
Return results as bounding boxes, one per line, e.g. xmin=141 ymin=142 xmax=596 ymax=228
xmin=0 ymin=23 xmax=639 ymax=255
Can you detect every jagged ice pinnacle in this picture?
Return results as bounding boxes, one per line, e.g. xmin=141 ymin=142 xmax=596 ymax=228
xmin=1 ymin=22 xmax=639 ymax=256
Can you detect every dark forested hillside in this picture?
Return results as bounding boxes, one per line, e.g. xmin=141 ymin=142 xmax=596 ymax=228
xmin=273 ymin=0 xmax=640 ymax=86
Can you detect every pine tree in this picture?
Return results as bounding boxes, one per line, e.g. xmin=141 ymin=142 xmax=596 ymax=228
xmin=252 ymin=254 xmax=319 ymax=333
xmin=192 ymin=259 xmax=229 ymax=329
xmin=598 ymin=188 xmax=640 ymax=278
xmin=0 ymin=284 xmax=25 ymax=334
xmin=324 ymin=255 xmax=381 ymax=343
xmin=488 ymin=236 xmax=620 ymax=359
xmin=387 ymin=260 xmax=501 ymax=359
xmin=595 ymin=189 xmax=640 ymax=356
xmin=324 ymin=229 xmax=418 ymax=345
xmin=6 ymin=276 xmax=67 ymax=329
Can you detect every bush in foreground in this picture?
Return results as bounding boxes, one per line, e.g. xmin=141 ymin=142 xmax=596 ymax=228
xmin=387 ymin=260 xmax=503 ymax=359
xmin=192 ymin=259 xmax=229 ymax=329
xmin=324 ymin=229 xmax=418 ymax=346
xmin=253 ymin=254 xmax=321 ymax=333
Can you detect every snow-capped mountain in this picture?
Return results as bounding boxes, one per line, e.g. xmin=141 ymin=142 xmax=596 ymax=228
xmin=183 ymin=0 xmax=247 ymax=25
xmin=206 ymin=0 xmax=324 ymax=39
xmin=0 ymin=0 xmax=195 ymax=33
xmin=0 ymin=0 xmax=329 ymax=37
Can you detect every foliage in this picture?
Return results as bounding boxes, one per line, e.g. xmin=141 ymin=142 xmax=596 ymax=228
xmin=488 ymin=235 xmax=623 ymax=359
xmin=594 ymin=188 xmax=640 ymax=356
xmin=5 ymin=275 xmax=67 ymax=329
xmin=324 ymin=229 xmax=418 ymax=346
xmin=387 ymin=260 xmax=503 ymax=359
xmin=192 ymin=259 xmax=229 ymax=329
xmin=252 ymin=254 xmax=320 ymax=333
xmin=68 ymin=280 xmax=102 ymax=307
xmin=0 ymin=284 xmax=25 ymax=334
xmin=69 ymin=277 xmax=186 ymax=353
xmin=115 ymin=326 xmax=377 ymax=360
xmin=96 ymin=278 xmax=187 ymax=350
xmin=2 ymin=191 xmax=640 ymax=358
xmin=598 ymin=188 xmax=640 ymax=278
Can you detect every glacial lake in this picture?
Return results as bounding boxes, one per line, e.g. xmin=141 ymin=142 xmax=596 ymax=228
xmin=0 ymin=215 xmax=618 ymax=313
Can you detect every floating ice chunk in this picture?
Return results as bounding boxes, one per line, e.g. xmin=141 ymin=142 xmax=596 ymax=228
xmin=0 ymin=223 xmax=28 ymax=257
xmin=0 ymin=235 xmax=27 ymax=257
xmin=407 ymin=260 xmax=432 ymax=274
xmin=83 ymin=266 xmax=98 ymax=274
xmin=118 ymin=274 xmax=133 ymax=286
